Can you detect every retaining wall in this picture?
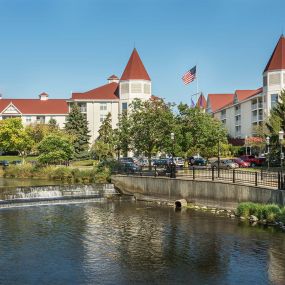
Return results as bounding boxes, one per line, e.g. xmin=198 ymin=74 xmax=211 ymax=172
xmin=111 ymin=175 xmax=285 ymax=209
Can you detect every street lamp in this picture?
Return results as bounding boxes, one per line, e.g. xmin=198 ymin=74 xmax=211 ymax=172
xmin=266 ymin=136 xmax=270 ymax=171
xmin=279 ymin=130 xmax=284 ymax=170
xmin=170 ymin=132 xmax=176 ymax=178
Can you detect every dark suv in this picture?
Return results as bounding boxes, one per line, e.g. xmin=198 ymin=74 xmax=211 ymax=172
xmin=0 ymin=160 xmax=9 ymax=167
xmin=188 ymin=156 xmax=207 ymax=166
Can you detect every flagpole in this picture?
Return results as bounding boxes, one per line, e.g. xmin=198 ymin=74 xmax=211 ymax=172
xmin=196 ymin=67 xmax=199 ymax=103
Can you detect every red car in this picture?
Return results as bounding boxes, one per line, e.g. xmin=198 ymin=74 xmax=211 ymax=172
xmin=233 ymin=158 xmax=250 ymax=168
xmin=239 ymin=155 xmax=265 ymax=167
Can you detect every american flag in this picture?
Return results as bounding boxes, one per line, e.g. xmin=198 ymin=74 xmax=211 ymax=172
xmin=182 ymin=66 xmax=196 ymax=85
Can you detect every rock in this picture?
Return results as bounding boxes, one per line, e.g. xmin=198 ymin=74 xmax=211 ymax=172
xmin=251 ymin=222 xmax=258 ymax=226
xmin=201 ymin=206 xmax=207 ymax=210
xmin=240 ymin=216 xmax=246 ymax=221
xmin=249 ymin=215 xmax=259 ymax=222
xmin=230 ymin=214 xmax=235 ymax=219
xmin=279 ymin=222 xmax=284 ymax=227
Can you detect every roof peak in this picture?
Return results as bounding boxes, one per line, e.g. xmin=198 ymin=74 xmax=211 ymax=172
xmin=264 ymin=35 xmax=285 ymax=72
xmin=120 ymin=48 xmax=151 ymax=81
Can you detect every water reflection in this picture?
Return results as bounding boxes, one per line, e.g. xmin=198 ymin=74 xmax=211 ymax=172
xmin=0 ymin=200 xmax=284 ymax=285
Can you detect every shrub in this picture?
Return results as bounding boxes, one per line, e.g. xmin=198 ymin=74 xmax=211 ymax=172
xmin=50 ymin=167 xmax=73 ymax=181
xmin=4 ymin=164 xmax=34 ymax=178
xmin=261 ymin=204 xmax=281 ymax=222
xmin=278 ymin=207 xmax=285 ymax=223
xmin=237 ymin=202 xmax=258 ymax=218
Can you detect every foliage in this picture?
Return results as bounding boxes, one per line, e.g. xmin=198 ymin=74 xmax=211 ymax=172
xmin=114 ymin=110 xmax=132 ymax=157
xmin=3 ymin=164 xmax=34 ymax=178
xmin=237 ymin=202 xmax=283 ymax=222
xmin=38 ymin=134 xmax=74 ymax=164
xmin=177 ymin=104 xmax=228 ymax=158
xmin=129 ymin=98 xmax=176 ymax=168
xmin=65 ymin=104 xmax=90 ymax=159
xmin=48 ymin=118 xmax=59 ymax=132
xmin=0 ymin=118 xmax=34 ymax=161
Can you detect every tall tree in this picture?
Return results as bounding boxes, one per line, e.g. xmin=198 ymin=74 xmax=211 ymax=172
xmin=129 ymin=98 xmax=175 ymax=168
xmin=177 ymin=104 xmax=228 ymax=158
xmin=0 ymin=118 xmax=33 ymax=162
xmin=65 ymin=104 xmax=90 ymax=159
xmin=114 ymin=111 xmax=132 ymax=157
xmin=91 ymin=113 xmax=115 ymax=160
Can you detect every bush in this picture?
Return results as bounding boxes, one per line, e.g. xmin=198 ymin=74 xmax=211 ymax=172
xmin=50 ymin=167 xmax=73 ymax=181
xmin=237 ymin=202 xmax=258 ymax=218
xmin=278 ymin=207 xmax=285 ymax=223
xmin=4 ymin=164 xmax=34 ymax=178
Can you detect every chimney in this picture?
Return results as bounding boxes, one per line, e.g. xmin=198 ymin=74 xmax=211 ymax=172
xmin=39 ymin=92 xmax=48 ymax=101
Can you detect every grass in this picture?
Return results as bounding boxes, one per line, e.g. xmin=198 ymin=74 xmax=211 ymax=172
xmin=237 ymin=202 xmax=285 ymax=223
xmin=0 ymin=156 xmax=37 ymax=162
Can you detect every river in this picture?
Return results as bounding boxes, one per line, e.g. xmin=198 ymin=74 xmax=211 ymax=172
xmin=0 ymin=199 xmax=284 ymax=285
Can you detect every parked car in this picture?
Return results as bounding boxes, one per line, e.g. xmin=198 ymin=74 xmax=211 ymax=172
xmin=233 ymin=158 xmax=250 ymax=168
xmin=0 ymin=160 xmax=9 ymax=167
xmin=153 ymin=158 xmax=171 ymax=168
xmin=173 ymin=157 xmax=185 ymax=168
xmin=239 ymin=155 xmax=266 ymax=167
xmin=188 ymin=156 xmax=207 ymax=166
xmin=138 ymin=158 xmax=149 ymax=167
xmin=11 ymin=160 xmax=22 ymax=165
xmin=118 ymin=161 xmax=141 ymax=173
xmin=119 ymin=157 xmax=135 ymax=164
xmin=211 ymin=159 xmax=239 ymax=169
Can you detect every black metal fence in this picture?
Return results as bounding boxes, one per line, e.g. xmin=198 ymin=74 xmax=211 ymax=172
xmin=114 ymin=166 xmax=283 ymax=190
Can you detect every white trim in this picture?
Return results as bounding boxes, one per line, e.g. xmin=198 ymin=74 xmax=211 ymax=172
xmin=1 ymin=102 xmax=22 ymax=115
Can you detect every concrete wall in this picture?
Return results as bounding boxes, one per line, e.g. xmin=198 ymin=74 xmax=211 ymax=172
xmin=111 ymin=175 xmax=285 ymax=209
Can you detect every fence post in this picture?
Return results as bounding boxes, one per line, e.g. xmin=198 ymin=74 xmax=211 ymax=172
xmin=233 ymin=169 xmax=236 ymax=183
xmin=154 ymin=165 xmax=157 ymax=177
xmin=260 ymin=169 xmax=263 ymax=181
xmin=278 ymin=172 xmax=281 ymax=189
xmin=193 ymin=167 xmax=195 ymax=180
xmin=212 ymin=167 xmax=214 ymax=181
xmin=255 ymin=172 xmax=258 ymax=186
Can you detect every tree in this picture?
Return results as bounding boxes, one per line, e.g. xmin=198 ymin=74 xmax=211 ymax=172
xmin=0 ymin=118 xmax=33 ymax=162
xmin=38 ymin=134 xmax=74 ymax=165
xmin=65 ymin=104 xmax=90 ymax=159
xmin=90 ymin=113 xmax=115 ymax=160
xmin=114 ymin=111 xmax=132 ymax=157
xmin=177 ymin=104 xmax=228 ymax=158
xmin=48 ymin=118 xmax=59 ymax=132
xmin=129 ymin=98 xmax=176 ymax=168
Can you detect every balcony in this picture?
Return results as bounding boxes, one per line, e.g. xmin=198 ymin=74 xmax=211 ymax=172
xmin=235 ymin=109 xmax=241 ymax=115
xmin=235 ymin=119 xmax=241 ymax=126
xmin=252 ymin=115 xmax=258 ymax=122
xmin=251 ymin=103 xmax=257 ymax=110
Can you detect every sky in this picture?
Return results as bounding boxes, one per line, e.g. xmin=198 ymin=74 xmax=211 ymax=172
xmin=0 ymin=0 xmax=285 ymax=105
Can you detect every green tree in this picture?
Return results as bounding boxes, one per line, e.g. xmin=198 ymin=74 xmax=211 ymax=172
xmin=48 ymin=118 xmax=59 ymax=132
xmin=38 ymin=134 xmax=74 ymax=165
xmin=114 ymin=111 xmax=132 ymax=157
xmin=91 ymin=113 xmax=115 ymax=160
xmin=0 ymin=118 xmax=33 ymax=162
xmin=177 ymin=104 xmax=227 ymax=158
xmin=129 ymin=98 xmax=176 ymax=168
xmin=65 ymin=104 xmax=90 ymax=159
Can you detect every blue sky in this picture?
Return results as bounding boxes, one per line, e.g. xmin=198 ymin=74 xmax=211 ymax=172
xmin=0 ymin=0 xmax=285 ymax=104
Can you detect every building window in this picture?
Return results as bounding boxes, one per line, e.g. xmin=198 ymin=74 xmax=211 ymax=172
xmin=122 ymin=103 xmax=128 ymax=111
xmin=263 ymin=76 xmax=267 ymax=86
xmin=26 ymin=116 xmax=32 ymax=123
xmin=100 ymin=114 xmax=108 ymax=122
xmin=100 ymin=103 xmax=107 ymax=111
xmin=78 ymin=103 xmax=87 ymax=113
xmin=131 ymin=83 xmax=142 ymax=93
xmin=269 ymin=73 xmax=281 ymax=85
xmin=271 ymin=94 xmax=278 ymax=109
xmin=121 ymin=83 xmax=129 ymax=94
xmin=144 ymin=83 xmax=150 ymax=94
xmin=36 ymin=116 xmax=45 ymax=124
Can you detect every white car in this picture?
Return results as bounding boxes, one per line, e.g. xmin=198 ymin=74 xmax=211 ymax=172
xmin=173 ymin=157 xmax=185 ymax=168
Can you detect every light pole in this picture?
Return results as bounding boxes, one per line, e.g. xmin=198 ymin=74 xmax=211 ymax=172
xmin=218 ymin=140 xmax=221 ymax=177
xmin=266 ymin=136 xmax=270 ymax=171
xmin=245 ymin=135 xmax=248 ymax=155
xmin=279 ymin=130 xmax=284 ymax=169
xmin=170 ymin=132 xmax=176 ymax=178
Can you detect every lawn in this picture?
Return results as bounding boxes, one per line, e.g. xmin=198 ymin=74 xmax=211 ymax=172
xmin=0 ymin=156 xmax=37 ymax=162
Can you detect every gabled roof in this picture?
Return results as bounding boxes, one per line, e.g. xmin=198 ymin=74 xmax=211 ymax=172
xmin=0 ymin=99 xmax=68 ymax=114
xmin=207 ymin=93 xmax=234 ymax=112
xmin=235 ymin=88 xmax=263 ymax=102
xmin=121 ymin=48 xmax=151 ymax=81
xmin=196 ymin=94 xmax=207 ymax=109
xmin=264 ymin=35 xmax=285 ymax=72
xmin=72 ymin=82 xmax=119 ymax=100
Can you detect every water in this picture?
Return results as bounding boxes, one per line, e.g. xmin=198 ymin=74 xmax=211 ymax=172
xmin=0 ymin=200 xmax=284 ymax=285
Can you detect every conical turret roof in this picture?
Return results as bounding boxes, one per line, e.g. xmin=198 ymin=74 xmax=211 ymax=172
xmin=121 ymin=48 xmax=151 ymax=81
xmin=264 ymin=35 xmax=285 ymax=72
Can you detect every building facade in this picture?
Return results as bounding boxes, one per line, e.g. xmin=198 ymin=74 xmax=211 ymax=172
xmin=206 ymin=35 xmax=285 ymax=139
xmin=0 ymin=48 xmax=152 ymax=144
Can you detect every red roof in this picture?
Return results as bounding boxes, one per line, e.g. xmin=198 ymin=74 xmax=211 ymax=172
xmin=207 ymin=93 xmax=234 ymax=112
xmin=108 ymin=74 xmax=119 ymax=80
xmin=0 ymin=99 xmax=68 ymax=114
xmin=121 ymin=48 xmax=151 ymax=81
xmin=264 ymin=35 xmax=285 ymax=72
xmin=72 ymin=82 xmax=119 ymax=100
xmin=235 ymin=88 xmax=263 ymax=101
xmin=196 ymin=94 xmax=207 ymax=109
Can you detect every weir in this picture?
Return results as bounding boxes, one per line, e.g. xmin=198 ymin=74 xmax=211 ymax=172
xmin=0 ymin=183 xmax=118 ymax=207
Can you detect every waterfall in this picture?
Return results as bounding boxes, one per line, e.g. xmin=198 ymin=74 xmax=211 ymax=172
xmin=0 ymin=183 xmax=118 ymax=206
